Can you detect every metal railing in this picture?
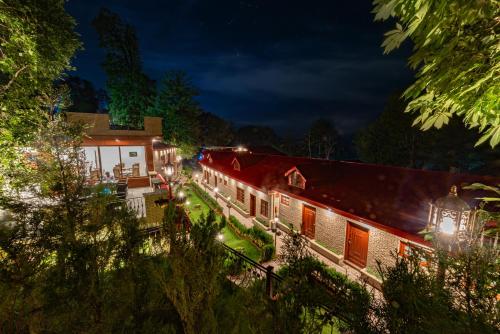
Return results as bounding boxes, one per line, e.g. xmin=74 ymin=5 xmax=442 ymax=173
xmin=126 ymin=197 xmax=146 ymax=218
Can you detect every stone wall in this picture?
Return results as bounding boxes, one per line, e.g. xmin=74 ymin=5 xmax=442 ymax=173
xmin=202 ymin=166 xmax=407 ymax=271
xmin=366 ymin=227 xmax=401 ymax=271
xmin=202 ymin=167 xmax=271 ymax=219
xmin=315 ymin=211 xmax=346 ymax=255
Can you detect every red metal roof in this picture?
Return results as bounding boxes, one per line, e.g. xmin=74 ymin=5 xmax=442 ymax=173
xmin=200 ymin=150 xmax=500 ymax=243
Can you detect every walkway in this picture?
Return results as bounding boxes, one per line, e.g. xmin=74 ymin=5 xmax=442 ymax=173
xmin=199 ymin=181 xmax=379 ymax=293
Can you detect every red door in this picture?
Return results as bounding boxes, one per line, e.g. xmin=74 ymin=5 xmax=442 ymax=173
xmin=250 ymin=194 xmax=256 ymax=216
xmin=345 ymin=223 xmax=369 ymax=268
xmin=301 ymin=205 xmax=316 ymax=239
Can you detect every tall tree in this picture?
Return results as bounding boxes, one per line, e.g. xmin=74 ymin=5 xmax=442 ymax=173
xmin=0 ymin=0 xmax=81 ymax=190
xmin=151 ymin=70 xmax=202 ymax=156
xmin=199 ymin=112 xmax=235 ymax=147
xmin=356 ymin=93 xmax=500 ymax=172
xmin=306 ymin=118 xmax=339 ymax=159
xmin=59 ymin=76 xmax=98 ymax=113
xmin=234 ymin=125 xmax=281 ymax=148
xmin=373 ymin=0 xmax=500 ymax=148
xmin=92 ymin=8 xmax=154 ymax=128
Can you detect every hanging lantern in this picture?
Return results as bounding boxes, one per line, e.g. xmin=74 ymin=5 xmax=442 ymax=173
xmin=427 ymin=185 xmax=474 ymax=241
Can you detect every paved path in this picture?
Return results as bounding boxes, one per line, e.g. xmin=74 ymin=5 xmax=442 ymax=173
xmin=199 ymin=181 xmax=380 ymax=295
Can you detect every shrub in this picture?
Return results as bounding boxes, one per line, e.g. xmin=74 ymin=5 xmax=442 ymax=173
xmin=261 ymin=244 xmax=275 ymax=262
xmin=229 ymin=215 xmax=247 ymax=235
xmin=227 ymin=215 xmax=275 ymax=262
xmin=248 ymin=226 xmax=273 ymax=247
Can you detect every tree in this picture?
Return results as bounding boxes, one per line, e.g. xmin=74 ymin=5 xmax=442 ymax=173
xmin=198 ymin=112 xmax=235 ymax=147
xmin=234 ymin=125 xmax=282 ymax=148
xmin=92 ymin=8 xmax=155 ymax=128
xmin=59 ymin=76 xmax=98 ymax=113
xmin=306 ymin=118 xmax=339 ymax=159
xmin=0 ymin=0 xmax=81 ymax=190
xmin=150 ymin=71 xmax=202 ymax=156
xmin=373 ymin=0 xmax=500 ymax=148
xmin=159 ymin=209 xmax=224 ymax=334
xmin=356 ymin=93 xmax=500 ymax=172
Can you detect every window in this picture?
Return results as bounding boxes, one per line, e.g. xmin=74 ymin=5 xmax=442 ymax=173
xmin=399 ymin=241 xmax=429 ymax=267
xmin=219 ymin=177 xmax=222 ymax=183
xmin=237 ymin=187 xmax=245 ymax=203
xmin=288 ymin=171 xmax=306 ymax=189
xmin=280 ymin=195 xmax=290 ymax=206
xmin=260 ymin=200 xmax=269 ymax=217
xmin=224 ymin=179 xmax=228 ymax=186
xmin=232 ymin=159 xmax=240 ymax=171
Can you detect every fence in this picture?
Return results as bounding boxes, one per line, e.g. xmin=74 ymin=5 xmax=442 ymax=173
xmin=126 ymin=197 xmax=146 ymax=218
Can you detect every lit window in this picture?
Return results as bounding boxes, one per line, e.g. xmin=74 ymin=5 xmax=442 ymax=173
xmin=399 ymin=241 xmax=429 ymax=267
xmin=288 ymin=171 xmax=306 ymax=189
xmin=232 ymin=159 xmax=240 ymax=171
xmin=237 ymin=187 xmax=245 ymax=203
xmin=281 ymin=195 xmax=290 ymax=206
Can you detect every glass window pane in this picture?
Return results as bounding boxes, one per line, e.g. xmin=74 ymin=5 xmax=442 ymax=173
xmin=100 ymin=146 xmax=121 ymax=180
xmin=120 ymin=146 xmax=147 ymax=177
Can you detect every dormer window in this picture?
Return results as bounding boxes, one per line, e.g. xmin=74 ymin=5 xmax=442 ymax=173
xmin=285 ymin=167 xmax=306 ymax=189
xmin=232 ymin=158 xmax=241 ymax=171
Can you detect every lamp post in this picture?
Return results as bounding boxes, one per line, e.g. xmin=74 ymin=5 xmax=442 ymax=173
xmin=227 ymin=196 xmax=232 ymax=217
xmin=271 ymin=217 xmax=279 ymax=250
xmin=164 ymin=162 xmax=174 ymax=200
xmin=214 ymin=187 xmax=219 ymax=200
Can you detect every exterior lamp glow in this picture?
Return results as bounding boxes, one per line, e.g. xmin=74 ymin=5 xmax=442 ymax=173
xmin=164 ymin=163 xmax=174 ymax=177
xmin=427 ymin=185 xmax=474 ymax=242
xmin=176 ymin=155 xmax=182 ymax=162
xmin=214 ymin=187 xmax=219 ymax=193
xmin=178 ymin=191 xmax=185 ymax=199
xmin=186 ymin=200 xmax=190 ymax=206
xmin=217 ymin=233 xmax=224 ymax=241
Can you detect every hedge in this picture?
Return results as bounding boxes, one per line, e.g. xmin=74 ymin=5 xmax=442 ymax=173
xmin=228 ymin=215 xmax=275 ymax=262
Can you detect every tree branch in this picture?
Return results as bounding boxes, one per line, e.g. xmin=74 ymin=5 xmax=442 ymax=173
xmin=0 ymin=65 xmax=28 ymax=94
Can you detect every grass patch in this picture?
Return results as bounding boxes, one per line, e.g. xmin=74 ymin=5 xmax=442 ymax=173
xmin=222 ymin=226 xmax=261 ymax=261
xmin=184 ymin=185 xmax=261 ymax=262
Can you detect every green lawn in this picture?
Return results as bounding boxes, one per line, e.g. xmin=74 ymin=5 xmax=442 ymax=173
xmin=184 ymin=185 xmax=261 ymax=262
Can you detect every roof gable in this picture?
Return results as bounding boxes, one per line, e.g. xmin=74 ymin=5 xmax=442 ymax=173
xmin=231 ymin=158 xmax=241 ymax=171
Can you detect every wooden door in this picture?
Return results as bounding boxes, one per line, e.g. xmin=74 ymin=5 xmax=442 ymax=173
xmin=250 ymin=194 xmax=256 ymax=216
xmin=301 ymin=205 xmax=316 ymax=239
xmin=345 ymin=223 xmax=369 ymax=268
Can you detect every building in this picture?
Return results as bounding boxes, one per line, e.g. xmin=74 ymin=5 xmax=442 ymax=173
xmin=66 ymin=112 xmax=178 ymax=188
xmin=199 ymin=149 xmax=499 ymax=276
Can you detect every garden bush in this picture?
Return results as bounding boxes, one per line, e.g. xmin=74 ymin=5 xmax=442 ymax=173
xmin=261 ymin=244 xmax=275 ymax=262
xmin=227 ymin=215 xmax=275 ymax=262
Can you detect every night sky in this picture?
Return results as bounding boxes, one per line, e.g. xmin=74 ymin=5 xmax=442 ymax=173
xmin=67 ymin=0 xmax=414 ymax=137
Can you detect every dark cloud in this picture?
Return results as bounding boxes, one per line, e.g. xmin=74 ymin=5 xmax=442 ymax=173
xmin=66 ymin=0 xmax=413 ymax=137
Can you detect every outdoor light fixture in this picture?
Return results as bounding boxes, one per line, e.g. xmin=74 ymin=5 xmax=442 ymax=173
xmin=217 ymin=233 xmax=224 ymax=241
xmin=214 ymin=187 xmax=219 ymax=193
xmin=178 ymin=191 xmax=185 ymax=198
xmin=427 ymin=185 xmax=474 ymax=242
xmin=186 ymin=200 xmax=190 ymax=206
xmin=163 ymin=162 xmax=175 ymax=199
xmin=164 ymin=163 xmax=174 ymax=177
